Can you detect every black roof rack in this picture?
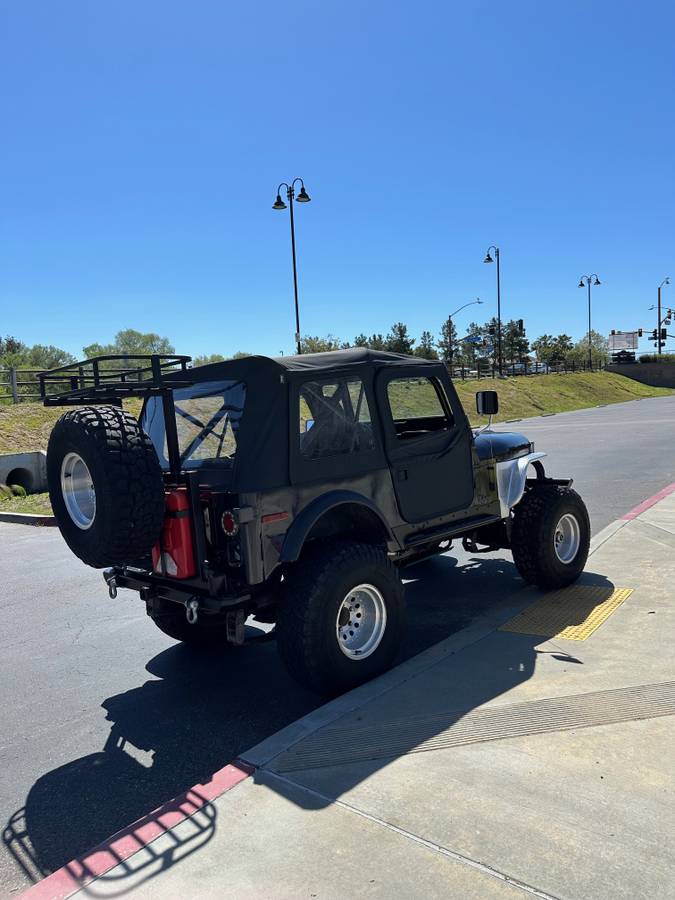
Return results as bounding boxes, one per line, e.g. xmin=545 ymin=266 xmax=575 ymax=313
xmin=39 ymin=354 xmax=193 ymax=407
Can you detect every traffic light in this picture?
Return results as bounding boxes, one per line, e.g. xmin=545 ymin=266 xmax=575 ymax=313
xmin=638 ymin=328 xmax=643 ymax=337
xmin=517 ymin=319 xmax=524 ymax=334
xmin=488 ymin=324 xmax=496 ymax=336
xmin=651 ymin=329 xmax=658 ymax=341
xmin=661 ymin=328 xmax=667 ymax=340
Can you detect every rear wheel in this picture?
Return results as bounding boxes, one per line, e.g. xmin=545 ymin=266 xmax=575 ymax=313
xmin=511 ymin=484 xmax=590 ymax=589
xmin=47 ymin=406 xmax=165 ymax=568
xmin=277 ymin=541 xmax=405 ymax=696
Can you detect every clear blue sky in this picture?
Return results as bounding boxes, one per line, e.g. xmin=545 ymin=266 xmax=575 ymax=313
xmin=2 ymin=1 xmax=675 ymax=359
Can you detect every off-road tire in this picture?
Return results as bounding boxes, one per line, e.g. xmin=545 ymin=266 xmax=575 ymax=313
xmin=277 ymin=540 xmax=405 ymax=696
xmin=47 ymin=406 xmax=165 ymax=568
xmin=511 ymin=484 xmax=590 ymax=589
xmin=147 ymin=597 xmax=232 ymax=647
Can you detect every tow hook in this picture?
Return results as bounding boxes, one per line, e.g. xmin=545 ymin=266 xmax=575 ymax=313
xmin=103 ymin=570 xmax=118 ymax=599
xmin=186 ymin=598 xmax=200 ymax=625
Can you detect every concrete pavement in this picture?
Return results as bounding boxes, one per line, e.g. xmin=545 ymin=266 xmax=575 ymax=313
xmin=33 ymin=485 xmax=675 ymax=899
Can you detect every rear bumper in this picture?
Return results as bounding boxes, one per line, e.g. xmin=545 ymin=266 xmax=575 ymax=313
xmin=103 ymin=566 xmax=250 ymax=612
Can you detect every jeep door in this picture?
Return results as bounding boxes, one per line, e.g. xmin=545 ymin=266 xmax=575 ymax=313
xmin=376 ymin=368 xmax=474 ymax=523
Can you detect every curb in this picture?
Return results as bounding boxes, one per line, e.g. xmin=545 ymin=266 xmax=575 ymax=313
xmin=0 ymin=511 xmax=56 ymax=526
xmin=620 ymin=481 xmax=675 ymax=520
xmin=19 ymin=761 xmax=253 ymax=900
xmin=241 ymin=595 xmax=536 ymax=769
xmin=18 ymin=479 xmax=675 ymax=898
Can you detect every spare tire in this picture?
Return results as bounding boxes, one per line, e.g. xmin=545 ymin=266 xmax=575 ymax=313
xmin=47 ymin=406 xmax=165 ymax=568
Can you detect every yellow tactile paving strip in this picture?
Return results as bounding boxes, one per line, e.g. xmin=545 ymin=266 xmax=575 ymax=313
xmin=499 ymin=586 xmax=634 ymax=641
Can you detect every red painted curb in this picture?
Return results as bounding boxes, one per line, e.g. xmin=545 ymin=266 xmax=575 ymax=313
xmin=621 ymin=482 xmax=675 ymax=520
xmin=20 ymin=759 xmax=254 ymax=900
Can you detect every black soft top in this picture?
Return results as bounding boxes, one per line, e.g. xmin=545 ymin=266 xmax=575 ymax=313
xmin=272 ymin=348 xmax=438 ymax=372
xmin=175 ymin=348 xmax=439 ymax=383
xmin=161 ymin=349 xmax=444 ymax=492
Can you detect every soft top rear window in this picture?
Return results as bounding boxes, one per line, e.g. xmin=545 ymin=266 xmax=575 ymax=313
xmin=142 ymin=380 xmax=246 ymax=469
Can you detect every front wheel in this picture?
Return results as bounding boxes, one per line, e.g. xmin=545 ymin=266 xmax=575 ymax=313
xmin=511 ymin=484 xmax=590 ymax=589
xmin=277 ymin=541 xmax=405 ymax=696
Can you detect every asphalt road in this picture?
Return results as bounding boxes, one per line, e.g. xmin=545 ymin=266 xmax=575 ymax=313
xmin=1 ymin=394 xmax=674 ymax=896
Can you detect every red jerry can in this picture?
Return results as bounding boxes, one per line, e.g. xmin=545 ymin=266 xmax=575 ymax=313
xmin=152 ymin=488 xmax=197 ymax=579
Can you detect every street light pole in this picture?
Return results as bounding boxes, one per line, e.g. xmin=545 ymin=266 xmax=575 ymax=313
xmin=273 ymin=178 xmax=311 ymax=354
xmin=657 ymin=278 xmax=670 ymax=356
xmin=483 ymin=247 xmax=502 ymax=375
xmin=447 ymin=298 xmax=483 ymax=366
xmin=578 ymin=274 xmax=601 ymax=369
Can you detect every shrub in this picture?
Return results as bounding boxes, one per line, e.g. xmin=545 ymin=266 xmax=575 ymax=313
xmin=638 ymin=353 xmax=675 ymax=364
xmin=9 ymin=483 xmax=26 ymax=497
xmin=0 ymin=483 xmax=13 ymax=500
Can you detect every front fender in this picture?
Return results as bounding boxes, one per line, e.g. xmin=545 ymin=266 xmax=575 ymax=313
xmin=495 ymin=452 xmax=547 ymax=517
xmin=279 ymin=490 xmax=394 ymax=563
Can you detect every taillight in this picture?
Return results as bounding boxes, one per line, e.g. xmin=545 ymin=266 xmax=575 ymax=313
xmin=221 ymin=510 xmax=238 ymax=537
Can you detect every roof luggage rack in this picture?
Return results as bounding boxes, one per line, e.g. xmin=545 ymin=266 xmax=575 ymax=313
xmin=39 ymin=354 xmax=193 ymax=407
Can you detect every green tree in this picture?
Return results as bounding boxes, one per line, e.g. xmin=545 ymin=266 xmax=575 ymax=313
xmin=565 ymin=330 xmax=609 ymax=367
xmin=24 ymin=344 xmax=75 ymax=369
xmin=531 ymin=333 xmax=573 ymax=365
xmin=459 ymin=321 xmax=483 ymax=366
xmin=353 ymin=333 xmax=369 ymax=347
xmin=0 ymin=336 xmax=74 ymax=372
xmin=414 ymin=330 xmax=438 ymax=359
xmin=0 ymin=336 xmax=27 ymax=358
xmin=83 ymin=328 xmax=175 ymax=358
xmin=192 ymin=353 xmax=226 ymax=367
xmin=367 ymin=333 xmax=387 ymax=350
xmin=299 ymin=334 xmax=343 ymax=354
xmin=437 ymin=317 xmax=459 ymax=363
xmin=503 ymin=319 xmax=529 ymax=363
xmin=385 ymin=322 xmax=415 ymax=355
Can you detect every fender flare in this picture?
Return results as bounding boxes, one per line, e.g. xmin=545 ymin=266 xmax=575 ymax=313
xmin=279 ymin=490 xmax=395 ymax=563
xmin=494 ymin=452 xmax=547 ymax=517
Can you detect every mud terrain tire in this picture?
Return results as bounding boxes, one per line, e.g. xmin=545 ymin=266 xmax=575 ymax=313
xmin=511 ymin=484 xmax=590 ymax=590
xmin=277 ymin=540 xmax=405 ymax=696
xmin=47 ymin=405 xmax=164 ymax=568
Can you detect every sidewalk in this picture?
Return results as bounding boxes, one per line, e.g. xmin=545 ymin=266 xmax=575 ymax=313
xmin=29 ymin=489 xmax=675 ymax=899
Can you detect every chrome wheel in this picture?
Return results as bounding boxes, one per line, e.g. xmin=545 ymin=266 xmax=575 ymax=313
xmin=61 ymin=452 xmax=96 ymax=530
xmin=336 ymin=583 xmax=387 ymax=659
xmin=553 ymin=513 xmax=580 ymax=564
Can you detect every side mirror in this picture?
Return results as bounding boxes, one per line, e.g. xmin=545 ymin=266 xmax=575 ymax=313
xmin=476 ymin=390 xmax=499 ymax=416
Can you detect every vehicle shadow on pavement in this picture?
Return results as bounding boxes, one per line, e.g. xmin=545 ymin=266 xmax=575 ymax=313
xmin=252 ymin=562 xmax=619 ymax=811
xmin=2 ymin=553 xmax=615 ymax=891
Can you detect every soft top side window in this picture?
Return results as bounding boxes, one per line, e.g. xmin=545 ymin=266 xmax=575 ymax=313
xmin=298 ymin=377 xmax=374 ymax=460
xmin=386 ymin=376 xmax=453 ymax=440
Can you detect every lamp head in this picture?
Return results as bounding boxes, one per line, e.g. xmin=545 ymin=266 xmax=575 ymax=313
xmin=593 ymin=276 xmax=601 ymax=286
xmin=295 ymin=186 xmax=311 ymax=203
xmin=272 ymin=194 xmax=287 ymax=210
xmin=578 ymin=279 xmax=585 ymax=288
xmin=484 ymin=252 xmax=493 ymax=264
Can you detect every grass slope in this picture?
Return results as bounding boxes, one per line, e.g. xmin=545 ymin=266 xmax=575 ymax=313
xmin=455 ymin=370 xmax=672 ymax=424
xmin=0 ymin=399 xmax=142 ymax=454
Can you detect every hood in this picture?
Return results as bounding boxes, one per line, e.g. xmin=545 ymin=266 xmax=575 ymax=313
xmin=473 ymin=430 xmax=532 ymax=462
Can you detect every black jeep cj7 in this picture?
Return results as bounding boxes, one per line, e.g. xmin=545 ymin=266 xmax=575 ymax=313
xmin=40 ymin=349 xmax=590 ymax=695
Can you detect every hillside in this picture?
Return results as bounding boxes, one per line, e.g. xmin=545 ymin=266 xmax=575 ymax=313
xmin=454 ymin=370 xmax=672 ymax=424
xmin=0 ymin=399 xmax=142 ymax=454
